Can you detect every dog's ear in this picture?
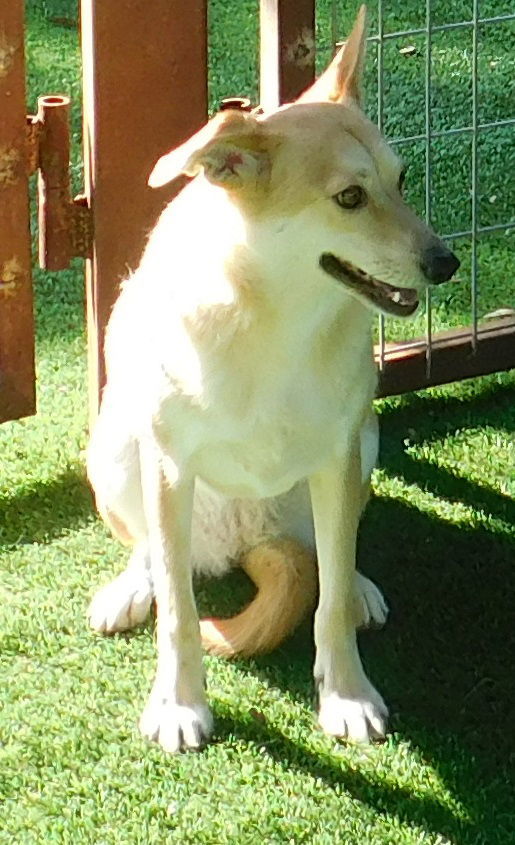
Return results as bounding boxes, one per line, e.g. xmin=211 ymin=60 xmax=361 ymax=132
xmin=148 ymin=111 xmax=271 ymax=190
xmin=297 ymin=4 xmax=367 ymax=106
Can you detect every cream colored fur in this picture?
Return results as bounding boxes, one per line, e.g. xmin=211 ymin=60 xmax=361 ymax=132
xmin=86 ymin=6 xmax=457 ymax=751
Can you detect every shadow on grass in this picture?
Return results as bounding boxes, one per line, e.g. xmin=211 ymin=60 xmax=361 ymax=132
xmin=199 ymin=495 xmax=514 ymax=843
xmin=195 ymin=380 xmax=515 ymax=844
xmin=0 ymin=468 xmax=95 ymax=547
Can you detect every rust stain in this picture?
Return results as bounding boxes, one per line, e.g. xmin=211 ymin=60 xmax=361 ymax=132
xmin=0 ymin=146 xmax=20 ymax=186
xmin=284 ymin=27 xmax=315 ymax=69
xmin=0 ymin=257 xmax=24 ymax=297
xmin=0 ymin=33 xmax=16 ymax=78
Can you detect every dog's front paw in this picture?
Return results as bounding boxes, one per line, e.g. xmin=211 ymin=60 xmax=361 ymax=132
xmin=139 ymin=690 xmax=213 ymax=753
xmin=317 ymin=681 xmax=388 ymax=743
xmin=354 ymin=571 xmax=388 ymax=629
xmin=88 ymin=568 xmax=153 ymax=633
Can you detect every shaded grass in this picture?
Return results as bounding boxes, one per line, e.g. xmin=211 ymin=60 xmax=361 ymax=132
xmin=1 ymin=2 xmax=514 ymax=843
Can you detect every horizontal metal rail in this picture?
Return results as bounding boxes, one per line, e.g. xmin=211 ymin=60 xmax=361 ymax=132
xmin=391 ymin=117 xmax=515 ymax=146
xmin=376 ymin=319 xmax=515 ymax=397
xmin=442 ymin=220 xmax=515 ymax=241
xmin=367 ymin=13 xmax=515 ymax=44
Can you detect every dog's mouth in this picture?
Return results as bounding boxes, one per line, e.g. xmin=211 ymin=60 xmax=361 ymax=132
xmin=319 ymin=253 xmax=419 ymax=318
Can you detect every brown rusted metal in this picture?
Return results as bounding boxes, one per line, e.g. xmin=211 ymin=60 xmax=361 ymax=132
xmin=25 ymin=115 xmax=41 ymax=174
xmin=37 ymin=95 xmax=74 ymax=270
xmin=27 ymin=96 xmax=93 ymax=267
xmin=376 ymin=318 xmax=515 ymax=397
xmin=70 ymin=193 xmax=93 ymax=258
xmin=0 ymin=0 xmax=36 ymax=422
xmin=81 ymin=0 xmax=208 ymax=421
xmin=260 ymin=0 xmax=316 ymax=109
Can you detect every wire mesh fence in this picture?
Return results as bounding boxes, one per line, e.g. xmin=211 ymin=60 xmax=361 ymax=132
xmin=320 ymin=1 xmax=515 ymax=392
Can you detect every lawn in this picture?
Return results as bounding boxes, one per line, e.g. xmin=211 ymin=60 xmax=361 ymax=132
xmin=0 ymin=1 xmax=514 ymax=843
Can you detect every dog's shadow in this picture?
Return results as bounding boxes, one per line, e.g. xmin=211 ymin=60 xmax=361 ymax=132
xmin=195 ymin=379 xmax=515 ymax=843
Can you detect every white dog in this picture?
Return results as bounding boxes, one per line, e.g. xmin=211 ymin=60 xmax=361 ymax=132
xmin=87 ymin=6 xmax=459 ymax=751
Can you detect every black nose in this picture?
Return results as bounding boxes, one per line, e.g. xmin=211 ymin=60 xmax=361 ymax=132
xmin=420 ymin=245 xmax=460 ymax=284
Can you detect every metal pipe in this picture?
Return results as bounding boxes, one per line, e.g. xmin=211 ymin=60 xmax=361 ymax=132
xmin=37 ymin=94 xmax=73 ymax=271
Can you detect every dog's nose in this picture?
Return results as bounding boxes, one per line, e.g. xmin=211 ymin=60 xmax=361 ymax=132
xmin=420 ymin=245 xmax=460 ymax=284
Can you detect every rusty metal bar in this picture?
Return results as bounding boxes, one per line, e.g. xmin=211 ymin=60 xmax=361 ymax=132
xmin=260 ymin=0 xmax=316 ymax=109
xmin=81 ymin=0 xmax=208 ymax=421
xmin=37 ymin=95 xmax=74 ymax=270
xmin=0 ymin=0 xmax=36 ymax=422
xmin=376 ymin=319 xmax=515 ymax=398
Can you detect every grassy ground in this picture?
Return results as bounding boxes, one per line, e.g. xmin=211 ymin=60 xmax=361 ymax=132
xmin=1 ymin=1 xmax=514 ymax=842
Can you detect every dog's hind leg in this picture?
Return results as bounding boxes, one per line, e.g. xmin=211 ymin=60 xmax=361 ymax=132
xmin=88 ymin=542 xmax=154 ymax=633
xmin=87 ymin=416 xmax=156 ymax=632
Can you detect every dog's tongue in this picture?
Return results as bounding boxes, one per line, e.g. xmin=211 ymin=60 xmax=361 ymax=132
xmin=319 ymin=253 xmax=419 ymax=317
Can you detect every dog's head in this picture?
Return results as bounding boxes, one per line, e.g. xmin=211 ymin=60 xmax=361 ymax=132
xmin=149 ymin=5 xmax=459 ymax=318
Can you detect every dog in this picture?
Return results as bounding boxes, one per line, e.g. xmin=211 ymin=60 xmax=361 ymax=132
xmin=86 ymin=5 xmax=459 ymax=751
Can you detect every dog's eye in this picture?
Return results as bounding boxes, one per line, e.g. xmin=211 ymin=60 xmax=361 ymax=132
xmin=398 ymin=167 xmax=407 ymax=193
xmin=334 ymin=186 xmax=367 ymax=210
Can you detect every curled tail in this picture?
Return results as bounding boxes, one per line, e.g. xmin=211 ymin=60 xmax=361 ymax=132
xmin=199 ymin=538 xmax=318 ymax=658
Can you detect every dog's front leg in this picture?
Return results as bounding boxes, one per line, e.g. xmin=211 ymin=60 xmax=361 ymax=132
xmin=310 ymin=440 xmax=388 ymax=743
xmin=138 ymin=439 xmax=213 ymax=752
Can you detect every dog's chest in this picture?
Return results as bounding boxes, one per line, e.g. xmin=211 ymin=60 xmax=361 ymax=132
xmin=188 ymin=353 xmax=371 ymax=499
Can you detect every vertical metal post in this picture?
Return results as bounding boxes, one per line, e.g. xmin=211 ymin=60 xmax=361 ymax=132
xmin=376 ymin=0 xmax=386 ymax=371
xmin=81 ymin=0 xmax=208 ymax=422
xmin=470 ymin=0 xmax=479 ymax=351
xmin=37 ymin=95 xmax=73 ymax=271
xmin=0 ymin=0 xmax=36 ymax=422
xmin=424 ymin=0 xmax=433 ymax=378
xmin=260 ymin=0 xmax=316 ymax=109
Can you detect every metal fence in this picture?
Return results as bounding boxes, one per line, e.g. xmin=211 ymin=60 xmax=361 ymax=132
xmin=366 ymin=1 xmax=515 ymax=393
xmin=3 ymin=1 xmax=513 ymax=424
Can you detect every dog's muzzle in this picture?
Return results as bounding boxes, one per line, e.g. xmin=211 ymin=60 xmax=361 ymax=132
xmin=319 ymin=253 xmax=419 ymax=318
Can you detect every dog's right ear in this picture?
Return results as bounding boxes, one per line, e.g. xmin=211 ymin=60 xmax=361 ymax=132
xmin=148 ymin=111 xmax=271 ymax=190
xmin=297 ymin=4 xmax=367 ymax=106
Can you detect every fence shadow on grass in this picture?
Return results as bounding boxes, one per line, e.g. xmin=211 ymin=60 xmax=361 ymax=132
xmin=0 ymin=467 xmax=94 ymax=547
xmin=196 ymin=378 xmax=515 ymax=844
xmin=200 ymin=493 xmax=514 ymax=844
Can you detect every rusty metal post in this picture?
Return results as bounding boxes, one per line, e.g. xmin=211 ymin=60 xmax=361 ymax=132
xmin=260 ymin=0 xmax=316 ymax=109
xmin=0 ymin=0 xmax=36 ymax=422
xmin=37 ymin=94 xmax=73 ymax=271
xmin=81 ymin=0 xmax=208 ymax=422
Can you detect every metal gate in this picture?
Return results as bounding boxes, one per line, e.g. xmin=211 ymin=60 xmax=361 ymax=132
xmin=1 ymin=1 xmax=514 ymax=424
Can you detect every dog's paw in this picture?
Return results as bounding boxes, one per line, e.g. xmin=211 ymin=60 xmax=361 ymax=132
xmin=354 ymin=571 xmax=388 ymax=629
xmin=317 ymin=683 xmax=388 ymax=743
xmin=88 ymin=568 xmax=153 ymax=633
xmin=139 ymin=692 xmax=213 ymax=753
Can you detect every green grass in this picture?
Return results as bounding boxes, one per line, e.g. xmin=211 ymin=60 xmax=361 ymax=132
xmin=1 ymin=2 xmax=514 ymax=842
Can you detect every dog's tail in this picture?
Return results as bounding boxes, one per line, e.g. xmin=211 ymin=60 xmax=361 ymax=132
xmin=199 ymin=538 xmax=317 ymax=658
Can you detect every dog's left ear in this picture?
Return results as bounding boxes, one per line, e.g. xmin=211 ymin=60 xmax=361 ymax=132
xmin=298 ymin=4 xmax=367 ymax=106
xmin=148 ymin=110 xmax=271 ymax=190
